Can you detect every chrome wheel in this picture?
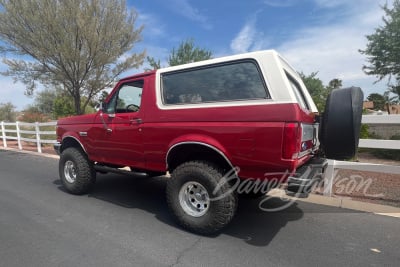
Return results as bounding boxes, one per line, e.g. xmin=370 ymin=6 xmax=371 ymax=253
xmin=179 ymin=181 xmax=210 ymax=217
xmin=64 ymin=160 xmax=77 ymax=183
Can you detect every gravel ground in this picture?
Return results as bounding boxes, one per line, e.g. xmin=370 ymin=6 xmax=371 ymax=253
xmin=331 ymin=170 xmax=400 ymax=208
xmin=2 ymin=140 xmax=399 ymax=208
xmin=329 ymin=152 xmax=400 ymax=208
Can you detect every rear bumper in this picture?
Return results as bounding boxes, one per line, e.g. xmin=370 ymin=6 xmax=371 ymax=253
xmin=285 ymin=157 xmax=328 ymax=198
xmin=53 ymin=142 xmax=61 ymax=155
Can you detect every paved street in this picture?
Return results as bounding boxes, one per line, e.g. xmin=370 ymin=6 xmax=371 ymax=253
xmin=0 ymin=149 xmax=399 ymax=267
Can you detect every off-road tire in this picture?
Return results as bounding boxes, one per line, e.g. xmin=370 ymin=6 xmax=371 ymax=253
xmin=321 ymin=87 xmax=363 ymax=160
xmin=59 ymin=147 xmax=96 ymax=195
xmin=166 ymin=161 xmax=238 ymax=235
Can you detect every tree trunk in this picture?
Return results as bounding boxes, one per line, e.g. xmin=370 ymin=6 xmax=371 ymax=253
xmin=386 ymin=103 xmax=391 ymax=114
xmin=73 ymin=92 xmax=82 ymax=115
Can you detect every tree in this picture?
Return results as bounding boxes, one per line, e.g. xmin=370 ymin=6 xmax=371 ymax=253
xmin=299 ymin=72 xmax=329 ymax=111
xmin=145 ymin=56 xmax=162 ymax=71
xmin=388 ymin=84 xmax=400 ymax=103
xmin=19 ymin=110 xmax=50 ymax=123
xmin=300 ymin=73 xmax=344 ymax=112
xmin=28 ymin=87 xmax=98 ymax=119
xmin=33 ymin=89 xmax=57 ymax=116
xmin=98 ymin=90 xmax=110 ymax=103
xmin=367 ymin=93 xmax=386 ymax=110
xmin=0 ymin=102 xmax=17 ymax=121
xmin=52 ymin=92 xmax=96 ymax=119
xmin=359 ymin=0 xmax=400 ymax=101
xmin=168 ymin=39 xmax=212 ymax=66
xmin=383 ymin=91 xmax=398 ymax=114
xmin=53 ymin=94 xmax=76 ymax=119
xmin=145 ymin=39 xmax=213 ymax=71
xmin=0 ymin=0 xmax=145 ymax=115
xmin=326 ymin=78 xmax=342 ymax=91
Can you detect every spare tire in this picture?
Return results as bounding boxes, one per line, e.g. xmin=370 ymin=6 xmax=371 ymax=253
xmin=320 ymin=87 xmax=363 ymax=160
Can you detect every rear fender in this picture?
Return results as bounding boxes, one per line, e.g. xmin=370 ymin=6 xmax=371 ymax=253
xmin=166 ymin=134 xmax=234 ymax=171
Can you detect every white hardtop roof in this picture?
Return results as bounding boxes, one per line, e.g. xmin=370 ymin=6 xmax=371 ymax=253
xmin=157 ymin=49 xmax=289 ymax=74
xmin=154 ymin=49 xmax=318 ymax=113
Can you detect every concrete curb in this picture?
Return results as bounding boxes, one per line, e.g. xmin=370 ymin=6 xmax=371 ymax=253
xmin=1 ymin=147 xmax=399 ymax=219
xmin=269 ymin=189 xmax=400 ymax=219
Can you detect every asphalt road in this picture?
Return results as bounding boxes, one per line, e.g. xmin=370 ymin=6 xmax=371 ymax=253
xmin=0 ymin=149 xmax=399 ymax=267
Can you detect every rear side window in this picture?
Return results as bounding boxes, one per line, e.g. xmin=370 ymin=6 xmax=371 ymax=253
xmin=286 ymin=72 xmax=310 ymax=110
xmin=161 ymin=60 xmax=269 ymax=105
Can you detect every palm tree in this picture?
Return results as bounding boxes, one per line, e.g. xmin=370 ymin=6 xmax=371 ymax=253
xmin=388 ymin=84 xmax=400 ymax=104
xmin=383 ymin=90 xmax=398 ymax=114
xmin=328 ymin=78 xmax=343 ymax=90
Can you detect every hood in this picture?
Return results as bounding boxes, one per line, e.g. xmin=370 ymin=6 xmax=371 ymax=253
xmin=57 ymin=113 xmax=97 ymax=125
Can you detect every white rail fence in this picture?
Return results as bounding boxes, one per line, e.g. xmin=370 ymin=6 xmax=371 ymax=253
xmin=1 ymin=116 xmax=399 ymax=196
xmin=0 ymin=121 xmax=57 ymax=153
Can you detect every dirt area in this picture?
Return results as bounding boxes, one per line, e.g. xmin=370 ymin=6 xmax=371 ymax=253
xmin=319 ymin=169 xmax=400 ymax=208
xmin=327 ymin=151 xmax=400 ymax=208
xmin=1 ymin=140 xmax=399 ymax=208
xmin=0 ymin=140 xmax=56 ymax=155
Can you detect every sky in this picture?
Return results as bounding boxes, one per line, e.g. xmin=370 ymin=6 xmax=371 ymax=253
xmin=0 ymin=0 xmax=394 ymax=110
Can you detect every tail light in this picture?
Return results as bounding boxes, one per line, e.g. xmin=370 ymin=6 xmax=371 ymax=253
xmin=282 ymin=123 xmax=301 ymax=159
xmin=283 ymin=123 xmax=316 ymax=159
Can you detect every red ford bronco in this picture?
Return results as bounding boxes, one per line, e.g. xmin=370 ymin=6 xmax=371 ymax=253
xmin=55 ymin=50 xmax=363 ymax=234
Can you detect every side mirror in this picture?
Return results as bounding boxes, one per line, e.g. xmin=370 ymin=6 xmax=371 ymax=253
xmin=100 ymin=102 xmax=115 ymax=118
xmin=99 ymin=102 xmax=107 ymax=112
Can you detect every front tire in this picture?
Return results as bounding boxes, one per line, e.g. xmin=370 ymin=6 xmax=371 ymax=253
xmin=59 ymin=147 xmax=96 ymax=195
xmin=166 ymin=161 xmax=237 ymax=235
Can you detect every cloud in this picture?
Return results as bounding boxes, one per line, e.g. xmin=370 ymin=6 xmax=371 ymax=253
xmin=263 ymin=0 xmax=297 ymax=7
xmin=230 ymin=18 xmax=257 ymax=54
xmin=276 ymin=2 xmax=387 ymax=95
xmin=169 ymin=0 xmax=212 ymax=29
xmin=264 ymin=0 xmax=352 ymax=9
xmin=230 ymin=15 xmax=269 ymax=54
xmin=231 ymin=1 xmax=392 ymax=97
xmin=313 ymin=0 xmax=350 ymax=8
xmin=0 ymin=76 xmax=32 ymax=110
xmin=137 ymin=11 xmax=166 ymax=39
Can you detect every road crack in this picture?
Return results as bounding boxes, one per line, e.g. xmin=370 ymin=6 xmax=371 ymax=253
xmin=170 ymin=237 xmax=202 ymax=267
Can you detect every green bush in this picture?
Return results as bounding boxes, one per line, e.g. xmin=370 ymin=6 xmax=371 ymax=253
xmin=390 ymin=133 xmax=400 ymax=140
xmin=359 ymin=124 xmax=369 ymax=139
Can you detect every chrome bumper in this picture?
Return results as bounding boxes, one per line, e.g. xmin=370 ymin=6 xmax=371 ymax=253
xmin=285 ymin=158 xmax=328 ymax=198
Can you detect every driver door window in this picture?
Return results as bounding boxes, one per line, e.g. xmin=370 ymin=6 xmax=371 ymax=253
xmin=108 ymin=80 xmax=143 ymax=113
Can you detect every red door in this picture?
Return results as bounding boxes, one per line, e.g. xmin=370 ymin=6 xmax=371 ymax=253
xmin=89 ymin=79 xmax=145 ymax=168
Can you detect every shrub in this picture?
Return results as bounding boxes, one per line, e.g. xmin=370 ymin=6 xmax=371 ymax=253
xmin=359 ymin=124 xmax=369 ymax=139
xmin=19 ymin=112 xmax=51 ymax=123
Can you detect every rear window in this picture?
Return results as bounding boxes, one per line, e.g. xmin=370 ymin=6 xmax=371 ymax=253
xmin=161 ymin=60 xmax=269 ymax=105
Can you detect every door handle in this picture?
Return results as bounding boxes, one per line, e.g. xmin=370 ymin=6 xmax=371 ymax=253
xmin=130 ymin=118 xmax=142 ymax=124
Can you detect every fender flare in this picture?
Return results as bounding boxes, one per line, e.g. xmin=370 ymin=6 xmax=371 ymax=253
xmin=60 ymin=134 xmax=87 ymax=154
